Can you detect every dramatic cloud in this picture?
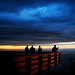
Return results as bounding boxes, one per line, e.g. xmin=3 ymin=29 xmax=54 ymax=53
xmin=0 ymin=0 xmax=75 ymax=45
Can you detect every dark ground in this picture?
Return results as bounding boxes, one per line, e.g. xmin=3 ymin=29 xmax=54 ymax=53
xmin=0 ymin=51 xmax=75 ymax=75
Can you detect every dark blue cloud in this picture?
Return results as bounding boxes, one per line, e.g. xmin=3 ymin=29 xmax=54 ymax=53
xmin=0 ymin=0 xmax=75 ymax=45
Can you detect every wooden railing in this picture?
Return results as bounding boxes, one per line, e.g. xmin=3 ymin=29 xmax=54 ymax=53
xmin=13 ymin=52 xmax=61 ymax=75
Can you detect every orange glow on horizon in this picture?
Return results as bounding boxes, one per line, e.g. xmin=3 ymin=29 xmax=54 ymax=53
xmin=0 ymin=45 xmax=52 ymax=50
xmin=0 ymin=43 xmax=75 ymax=51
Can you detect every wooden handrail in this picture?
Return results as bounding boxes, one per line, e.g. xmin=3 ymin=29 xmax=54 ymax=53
xmin=13 ymin=52 xmax=61 ymax=75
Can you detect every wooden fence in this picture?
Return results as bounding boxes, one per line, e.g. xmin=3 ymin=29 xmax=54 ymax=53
xmin=13 ymin=52 xmax=61 ymax=75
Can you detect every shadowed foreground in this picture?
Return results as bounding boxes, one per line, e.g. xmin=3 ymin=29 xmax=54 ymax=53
xmin=0 ymin=51 xmax=61 ymax=75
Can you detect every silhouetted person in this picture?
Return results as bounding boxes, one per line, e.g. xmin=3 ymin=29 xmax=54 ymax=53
xmin=30 ymin=45 xmax=36 ymax=55
xmin=52 ymin=45 xmax=59 ymax=52
xmin=25 ymin=45 xmax=30 ymax=55
xmin=38 ymin=46 xmax=42 ymax=54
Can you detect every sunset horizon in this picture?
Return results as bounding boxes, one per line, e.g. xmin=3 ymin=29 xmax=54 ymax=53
xmin=0 ymin=42 xmax=75 ymax=51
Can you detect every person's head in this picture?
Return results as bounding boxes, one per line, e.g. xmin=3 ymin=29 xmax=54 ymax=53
xmin=27 ymin=45 xmax=28 ymax=47
xmin=39 ymin=46 xmax=40 ymax=48
xmin=54 ymin=45 xmax=56 ymax=47
xmin=31 ymin=45 xmax=33 ymax=48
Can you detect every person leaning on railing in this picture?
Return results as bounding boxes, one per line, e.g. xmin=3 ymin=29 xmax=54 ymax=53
xmin=52 ymin=45 xmax=59 ymax=52
xmin=25 ymin=45 xmax=30 ymax=55
xmin=30 ymin=45 xmax=36 ymax=55
xmin=38 ymin=46 xmax=42 ymax=54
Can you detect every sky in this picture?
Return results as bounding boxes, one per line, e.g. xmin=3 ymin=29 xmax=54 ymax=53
xmin=0 ymin=0 xmax=75 ymax=50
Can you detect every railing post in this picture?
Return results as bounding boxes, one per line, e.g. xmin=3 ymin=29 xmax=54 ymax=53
xmin=54 ymin=53 xmax=57 ymax=65
xmin=38 ymin=55 xmax=43 ymax=74
xmin=59 ymin=53 xmax=61 ymax=63
xmin=47 ymin=54 xmax=51 ymax=73
xmin=25 ymin=57 xmax=31 ymax=75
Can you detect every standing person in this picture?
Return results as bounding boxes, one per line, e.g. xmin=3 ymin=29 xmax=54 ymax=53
xmin=25 ymin=45 xmax=30 ymax=55
xmin=52 ymin=45 xmax=59 ymax=52
xmin=30 ymin=45 xmax=36 ymax=55
xmin=38 ymin=46 xmax=42 ymax=54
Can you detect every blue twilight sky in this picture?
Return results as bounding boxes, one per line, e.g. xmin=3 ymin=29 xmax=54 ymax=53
xmin=0 ymin=0 xmax=75 ymax=45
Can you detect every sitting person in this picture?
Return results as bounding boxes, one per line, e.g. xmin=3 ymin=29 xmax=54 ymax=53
xmin=30 ymin=45 xmax=36 ymax=55
xmin=52 ymin=45 xmax=59 ymax=52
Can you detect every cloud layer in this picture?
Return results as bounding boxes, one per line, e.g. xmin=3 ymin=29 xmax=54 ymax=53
xmin=0 ymin=0 xmax=75 ymax=45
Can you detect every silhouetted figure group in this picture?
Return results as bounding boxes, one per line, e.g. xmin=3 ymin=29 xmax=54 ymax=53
xmin=52 ymin=45 xmax=59 ymax=52
xmin=25 ymin=45 xmax=42 ymax=55
xmin=25 ymin=45 xmax=59 ymax=55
